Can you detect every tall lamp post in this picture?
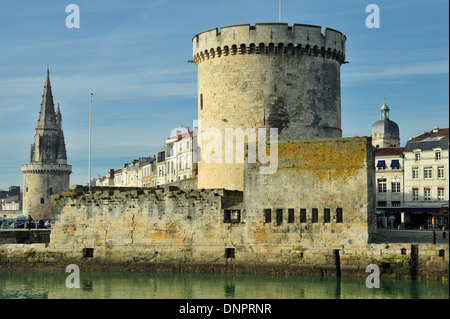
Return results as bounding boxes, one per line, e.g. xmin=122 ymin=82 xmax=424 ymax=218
xmin=89 ymin=93 xmax=93 ymax=192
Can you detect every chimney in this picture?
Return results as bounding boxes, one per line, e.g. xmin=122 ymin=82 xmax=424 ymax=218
xmin=432 ymin=127 xmax=439 ymax=133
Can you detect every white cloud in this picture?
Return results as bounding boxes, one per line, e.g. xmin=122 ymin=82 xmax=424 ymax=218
xmin=342 ymin=60 xmax=449 ymax=85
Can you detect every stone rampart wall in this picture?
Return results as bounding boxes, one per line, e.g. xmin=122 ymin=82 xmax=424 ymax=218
xmin=1 ymin=138 xmax=447 ymax=280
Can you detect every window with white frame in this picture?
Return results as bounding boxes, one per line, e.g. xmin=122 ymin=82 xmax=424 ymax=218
xmin=391 ymin=179 xmax=401 ymax=193
xmin=438 ymin=188 xmax=445 ymax=201
xmin=424 ymin=167 xmax=432 ymax=179
xmin=438 ymin=166 xmax=444 ymax=179
xmin=187 ymin=155 xmax=191 ymax=169
xmin=435 ymin=150 xmax=441 ymax=161
xmin=414 ymin=152 xmax=421 ymax=162
xmin=424 ymin=188 xmax=431 ymax=201
xmin=412 ymin=189 xmax=419 ymax=201
xmin=378 ymin=178 xmax=387 ymax=193
xmin=412 ymin=167 xmax=419 ymax=179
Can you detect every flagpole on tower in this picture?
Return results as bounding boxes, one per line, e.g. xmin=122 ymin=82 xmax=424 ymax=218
xmin=89 ymin=92 xmax=93 ymax=193
xmin=279 ymin=0 xmax=282 ymax=22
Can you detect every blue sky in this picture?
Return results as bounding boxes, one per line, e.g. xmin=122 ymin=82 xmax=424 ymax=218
xmin=0 ymin=0 xmax=448 ymax=189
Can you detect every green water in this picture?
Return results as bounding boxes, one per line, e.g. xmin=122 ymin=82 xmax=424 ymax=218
xmin=0 ymin=270 xmax=448 ymax=299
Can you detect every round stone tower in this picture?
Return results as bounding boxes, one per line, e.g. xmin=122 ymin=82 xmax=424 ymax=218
xmin=21 ymin=69 xmax=72 ymax=219
xmin=193 ymin=23 xmax=347 ymax=191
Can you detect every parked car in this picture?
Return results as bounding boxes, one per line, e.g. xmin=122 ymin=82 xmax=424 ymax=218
xmin=2 ymin=220 xmax=14 ymax=229
xmin=43 ymin=219 xmax=51 ymax=228
xmin=13 ymin=220 xmax=28 ymax=229
xmin=34 ymin=220 xmax=47 ymax=229
xmin=13 ymin=220 xmax=39 ymax=229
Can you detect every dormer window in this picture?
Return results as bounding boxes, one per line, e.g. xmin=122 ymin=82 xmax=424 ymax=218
xmin=390 ymin=160 xmax=400 ymax=169
xmin=414 ymin=151 xmax=421 ymax=162
xmin=376 ymin=160 xmax=386 ymax=170
xmin=435 ymin=150 xmax=442 ymax=161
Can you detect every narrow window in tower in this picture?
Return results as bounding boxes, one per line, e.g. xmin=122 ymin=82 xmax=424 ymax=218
xmin=324 ymin=208 xmax=331 ymax=223
xmin=300 ymin=208 xmax=307 ymax=223
xmin=276 ymin=209 xmax=283 ymax=226
xmin=49 ymin=188 xmax=53 ymax=195
xmin=200 ymin=94 xmax=203 ymax=110
xmin=264 ymin=209 xmax=271 ymax=223
xmin=336 ymin=208 xmax=343 ymax=223
xmin=312 ymin=208 xmax=318 ymax=223
xmin=40 ymin=198 xmax=44 ymax=204
xmin=288 ymin=209 xmax=294 ymax=223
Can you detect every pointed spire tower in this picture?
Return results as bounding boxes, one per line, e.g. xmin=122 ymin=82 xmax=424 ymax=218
xmin=21 ymin=69 xmax=72 ymax=219
xmin=36 ymin=68 xmax=57 ymax=129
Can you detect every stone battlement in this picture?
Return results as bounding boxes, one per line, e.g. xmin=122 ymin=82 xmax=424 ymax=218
xmin=193 ymin=23 xmax=346 ymax=65
xmin=21 ymin=163 xmax=72 ymax=174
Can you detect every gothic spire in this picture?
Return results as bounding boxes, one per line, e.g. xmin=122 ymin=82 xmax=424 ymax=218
xmin=36 ymin=68 xmax=57 ymax=129
xmin=30 ymin=69 xmax=68 ymax=164
xmin=56 ymin=103 xmax=62 ymax=126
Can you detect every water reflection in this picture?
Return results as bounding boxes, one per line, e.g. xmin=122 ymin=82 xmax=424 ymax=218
xmin=0 ymin=270 xmax=448 ymax=299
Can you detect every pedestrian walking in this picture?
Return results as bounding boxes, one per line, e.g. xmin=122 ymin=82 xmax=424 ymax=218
xmin=27 ymin=214 xmax=33 ymax=230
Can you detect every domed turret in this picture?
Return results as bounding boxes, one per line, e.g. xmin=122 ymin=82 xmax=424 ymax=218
xmin=371 ymin=99 xmax=400 ymax=148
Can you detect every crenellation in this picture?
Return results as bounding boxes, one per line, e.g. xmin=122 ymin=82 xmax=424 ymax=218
xmin=193 ymin=23 xmax=345 ymax=65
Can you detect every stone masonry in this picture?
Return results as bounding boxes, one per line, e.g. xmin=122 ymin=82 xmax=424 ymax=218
xmin=23 ymin=136 xmax=443 ymax=279
xmin=193 ymin=23 xmax=346 ymax=191
xmin=49 ymin=138 xmax=372 ymax=258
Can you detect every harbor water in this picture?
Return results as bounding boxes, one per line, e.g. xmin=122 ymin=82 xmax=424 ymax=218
xmin=0 ymin=270 xmax=448 ymax=299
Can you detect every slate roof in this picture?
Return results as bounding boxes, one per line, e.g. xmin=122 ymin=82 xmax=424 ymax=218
xmin=404 ymin=128 xmax=449 ymax=152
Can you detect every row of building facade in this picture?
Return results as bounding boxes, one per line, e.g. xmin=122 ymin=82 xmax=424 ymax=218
xmin=0 ymin=186 xmax=22 ymax=216
xmin=370 ymin=101 xmax=448 ymax=228
xmin=93 ymin=127 xmax=198 ymax=188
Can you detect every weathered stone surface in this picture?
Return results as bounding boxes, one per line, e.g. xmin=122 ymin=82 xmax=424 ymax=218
xmin=193 ymin=23 xmax=346 ymax=191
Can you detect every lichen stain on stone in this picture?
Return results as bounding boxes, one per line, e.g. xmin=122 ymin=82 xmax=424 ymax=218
xmin=278 ymin=138 xmax=368 ymax=184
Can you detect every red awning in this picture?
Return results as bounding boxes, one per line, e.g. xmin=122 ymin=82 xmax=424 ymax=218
xmin=432 ymin=212 xmax=449 ymax=216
